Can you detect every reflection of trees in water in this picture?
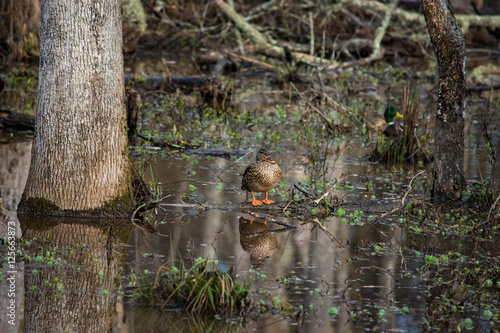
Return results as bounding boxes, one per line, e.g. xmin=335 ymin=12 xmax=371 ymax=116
xmin=0 ymin=140 xmax=31 ymax=220
xmin=118 ymin=303 xmax=249 ymax=333
xmin=406 ymin=229 xmax=500 ymax=331
xmin=21 ymin=217 xmax=132 ymax=332
xmin=0 ymin=140 xmax=31 ymax=331
xmin=280 ymin=219 xmax=411 ymax=329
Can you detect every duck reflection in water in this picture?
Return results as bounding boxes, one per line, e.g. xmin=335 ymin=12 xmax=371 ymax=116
xmin=239 ymin=216 xmax=278 ymax=267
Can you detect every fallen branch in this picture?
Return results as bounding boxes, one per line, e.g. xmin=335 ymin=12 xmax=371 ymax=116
xmin=214 ymin=0 xmax=282 ymax=57
xmin=0 ymin=110 xmax=35 ymax=132
xmin=312 ymin=174 xmax=347 ymax=204
xmin=339 ymin=0 xmax=500 ymax=33
xmin=377 ymin=170 xmax=426 ymax=222
xmin=214 ymin=0 xmax=340 ymax=68
xmin=216 ymin=0 xmax=500 ymax=73
xmin=338 ymin=0 xmax=398 ymax=68
xmin=158 ymin=194 xmax=410 ymax=217
xmin=124 ymin=75 xmax=225 ymax=95
xmin=226 ymin=51 xmax=282 ymax=72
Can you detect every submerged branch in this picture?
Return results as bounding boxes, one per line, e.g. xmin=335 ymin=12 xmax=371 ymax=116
xmin=309 ymin=218 xmax=344 ymax=248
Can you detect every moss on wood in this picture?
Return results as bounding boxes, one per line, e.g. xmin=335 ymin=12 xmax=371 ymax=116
xmin=18 ymin=192 xmax=135 ymax=218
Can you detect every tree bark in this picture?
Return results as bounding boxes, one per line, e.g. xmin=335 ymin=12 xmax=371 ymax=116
xmin=422 ymin=0 xmax=466 ymax=205
xmin=489 ymin=140 xmax=500 ymax=200
xmin=18 ymin=0 xmax=134 ymax=217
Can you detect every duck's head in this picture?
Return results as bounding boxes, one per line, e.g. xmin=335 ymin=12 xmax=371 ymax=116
xmin=384 ymin=107 xmax=403 ymax=124
xmin=256 ymin=148 xmax=275 ymax=164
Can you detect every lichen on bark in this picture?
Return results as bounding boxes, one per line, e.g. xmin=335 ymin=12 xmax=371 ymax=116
xmin=422 ymin=0 xmax=466 ymax=205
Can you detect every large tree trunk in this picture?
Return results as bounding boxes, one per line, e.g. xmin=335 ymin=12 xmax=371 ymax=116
xmin=18 ymin=0 xmax=134 ymax=217
xmin=422 ymin=0 xmax=466 ymax=205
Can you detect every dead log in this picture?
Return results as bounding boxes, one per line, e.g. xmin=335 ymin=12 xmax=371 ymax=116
xmin=0 ymin=75 xmax=228 ymax=134
xmin=159 ymin=197 xmax=408 ymax=219
xmin=124 ymin=74 xmax=230 ymax=104
xmin=0 ymin=110 xmax=35 ymax=132
xmin=466 ymin=84 xmax=500 ymax=94
xmin=124 ymin=75 xmax=220 ymax=91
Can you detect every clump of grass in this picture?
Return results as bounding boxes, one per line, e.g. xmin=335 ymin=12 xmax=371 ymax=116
xmin=370 ymin=86 xmax=431 ymax=164
xmin=133 ymin=257 xmax=252 ymax=316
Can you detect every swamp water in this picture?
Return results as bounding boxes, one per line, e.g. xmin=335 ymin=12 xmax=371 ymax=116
xmin=0 ymin=64 xmax=499 ymax=332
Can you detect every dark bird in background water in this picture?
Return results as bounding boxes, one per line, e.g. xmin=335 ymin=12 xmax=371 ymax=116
xmin=239 ymin=216 xmax=278 ymax=267
xmin=241 ymin=148 xmax=282 ymax=206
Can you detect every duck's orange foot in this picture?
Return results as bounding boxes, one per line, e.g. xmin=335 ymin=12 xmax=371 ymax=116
xmin=251 ymin=200 xmax=263 ymax=206
xmin=262 ymin=199 xmax=275 ymax=205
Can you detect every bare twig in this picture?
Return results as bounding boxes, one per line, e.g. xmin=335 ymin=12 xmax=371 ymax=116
xmin=377 ymin=170 xmax=425 ymax=221
xmin=308 ymin=11 xmax=314 ymax=56
xmin=402 ymin=170 xmax=425 ymax=207
xmin=294 ymin=182 xmax=313 ymax=197
xmin=488 ymin=194 xmax=500 ymax=220
xmin=217 ymin=149 xmax=252 ymax=181
xmin=227 ymin=51 xmax=282 ymax=72
xmin=309 ymin=218 xmax=344 ymax=248
xmin=312 ymin=174 xmax=347 ymax=204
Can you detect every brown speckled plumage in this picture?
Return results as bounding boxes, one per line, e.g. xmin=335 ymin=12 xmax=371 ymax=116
xmin=241 ymin=148 xmax=282 ymax=206
xmin=239 ymin=216 xmax=278 ymax=266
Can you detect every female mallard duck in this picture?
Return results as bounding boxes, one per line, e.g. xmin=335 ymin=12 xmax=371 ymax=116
xmin=382 ymin=107 xmax=404 ymax=137
xmin=241 ymin=148 xmax=282 ymax=206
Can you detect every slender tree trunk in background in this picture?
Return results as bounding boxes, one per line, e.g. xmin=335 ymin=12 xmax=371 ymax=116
xmin=422 ymin=0 xmax=466 ymax=205
xmin=18 ymin=0 xmax=134 ymax=217
xmin=0 ymin=0 xmax=40 ymax=61
xmin=0 ymin=195 xmax=6 ymax=224
xmin=489 ymin=140 xmax=500 ymax=201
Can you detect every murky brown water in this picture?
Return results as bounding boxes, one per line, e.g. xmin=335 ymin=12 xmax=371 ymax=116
xmin=1 ymin=55 xmax=499 ymax=332
xmin=0 ymin=122 xmax=494 ymax=332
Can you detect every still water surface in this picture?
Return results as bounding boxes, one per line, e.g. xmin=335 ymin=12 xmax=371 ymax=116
xmin=0 ymin=56 xmax=498 ymax=331
xmin=0 ymin=126 xmax=492 ymax=332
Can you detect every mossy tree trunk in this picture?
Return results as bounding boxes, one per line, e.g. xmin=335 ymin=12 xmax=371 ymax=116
xmin=18 ymin=0 xmax=134 ymax=217
xmin=422 ymin=0 xmax=466 ymax=205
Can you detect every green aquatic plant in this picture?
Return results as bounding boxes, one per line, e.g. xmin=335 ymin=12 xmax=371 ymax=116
xmin=132 ymin=256 xmax=252 ymax=316
xmin=328 ymin=306 xmax=340 ymax=317
xmin=369 ymin=86 xmax=431 ymax=165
